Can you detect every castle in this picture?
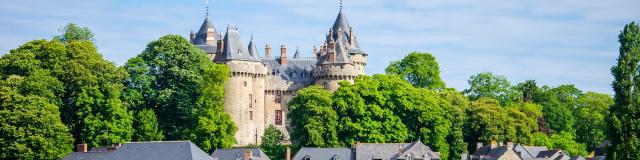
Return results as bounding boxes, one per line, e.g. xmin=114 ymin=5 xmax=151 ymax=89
xmin=189 ymin=2 xmax=367 ymax=146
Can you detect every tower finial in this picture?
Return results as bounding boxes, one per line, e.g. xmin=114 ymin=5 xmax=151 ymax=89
xmin=205 ymin=0 xmax=209 ymax=19
xmin=339 ymin=0 xmax=343 ymax=11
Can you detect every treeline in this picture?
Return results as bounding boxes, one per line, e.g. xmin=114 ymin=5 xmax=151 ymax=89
xmin=284 ymin=52 xmax=612 ymax=159
xmin=0 ymin=24 xmax=236 ymax=160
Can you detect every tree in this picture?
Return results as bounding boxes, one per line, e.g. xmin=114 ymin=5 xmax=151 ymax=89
xmin=463 ymin=72 xmax=519 ymax=105
xmin=123 ymin=35 xmax=236 ymax=151
xmin=287 ymin=86 xmax=340 ymax=147
xmin=0 ymin=75 xmax=74 ymax=160
xmin=549 ymin=131 xmax=588 ymax=156
xmin=261 ymin=125 xmax=286 ymax=160
xmin=385 ymin=51 xmax=446 ymax=90
xmin=1 ymin=39 xmax=133 ymax=148
xmin=333 ymin=76 xmax=410 ymax=145
xmin=53 ymin=23 xmax=95 ymax=43
xmin=574 ymin=92 xmax=612 ymax=151
xmin=465 ymin=98 xmax=509 ymax=152
xmin=515 ymin=80 xmax=540 ymax=102
xmin=132 ymin=109 xmax=164 ymax=141
xmin=536 ymin=85 xmax=579 ymax=134
xmin=190 ymin=64 xmax=237 ymax=152
xmin=608 ymin=21 xmax=640 ymax=159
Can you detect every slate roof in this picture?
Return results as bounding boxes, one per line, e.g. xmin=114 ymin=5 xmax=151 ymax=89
xmin=64 ymin=141 xmax=214 ymax=160
xmin=248 ymin=35 xmax=260 ymax=61
xmin=221 ymin=26 xmax=259 ymax=62
xmin=211 ymin=148 xmax=269 ymax=160
xmin=355 ymin=141 xmax=440 ymax=160
xmin=331 ymin=11 xmax=359 ymax=49
xmin=292 ymin=148 xmax=354 ymax=160
xmin=513 ymin=144 xmax=548 ymax=159
xmin=264 ymin=58 xmax=316 ymax=83
xmin=193 ymin=18 xmax=217 ymax=46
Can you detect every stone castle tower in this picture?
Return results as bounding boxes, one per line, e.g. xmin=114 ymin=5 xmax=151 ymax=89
xmin=190 ymin=2 xmax=367 ymax=146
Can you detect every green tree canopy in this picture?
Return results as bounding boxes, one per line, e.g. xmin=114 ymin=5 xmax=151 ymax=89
xmin=287 ymin=86 xmax=340 ymax=147
xmin=385 ymin=51 xmax=446 ymax=90
xmin=0 ymin=75 xmax=74 ymax=160
xmin=260 ymin=125 xmax=286 ymax=160
xmin=463 ymin=72 xmax=520 ymax=105
xmin=123 ymin=35 xmax=236 ymax=152
xmin=574 ymin=92 xmax=612 ymax=151
xmin=53 ymin=23 xmax=95 ymax=43
xmin=0 ymin=39 xmax=133 ymax=148
xmin=608 ymin=21 xmax=640 ymax=159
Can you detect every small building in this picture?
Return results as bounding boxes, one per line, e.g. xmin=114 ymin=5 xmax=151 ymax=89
xmin=293 ymin=148 xmax=354 ymax=160
xmin=64 ymin=141 xmax=214 ymax=160
xmin=471 ymin=141 xmax=584 ymax=160
xmin=211 ymin=148 xmax=270 ymax=160
xmin=292 ymin=140 xmax=439 ymax=160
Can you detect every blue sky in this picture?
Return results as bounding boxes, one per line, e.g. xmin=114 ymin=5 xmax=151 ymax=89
xmin=1 ymin=0 xmax=639 ymax=94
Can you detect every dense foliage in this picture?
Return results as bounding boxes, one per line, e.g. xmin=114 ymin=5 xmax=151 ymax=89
xmin=386 ymin=51 xmax=446 ymax=90
xmin=260 ymin=125 xmax=286 ymax=160
xmin=608 ymin=22 xmax=640 ymax=159
xmin=288 ymin=86 xmax=340 ymax=147
xmin=123 ymin=35 xmax=236 ymax=152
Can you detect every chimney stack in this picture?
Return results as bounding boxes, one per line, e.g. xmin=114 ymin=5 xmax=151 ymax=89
xmin=490 ymin=140 xmax=498 ymax=149
xmin=190 ymin=30 xmax=195 ymax=43
xmin=76 ymin=143 xmax=88 ymax=153
xmin=313 ymin=46 xmax=318 ymax=58
xmin=244 ymin=150 xmax=252 ymax=160
xmin=286 ymin=145 xmax=291 ymax=160
xmin=476 ymin=142 xmax=483 ymax=150
xmin=280 ymin=45 xmax=287 ymax=65
xmin=337 ymin=27 xmax=343 ymax=41
xmin=507 ymin=142 xmax=514 ymax=149
xmin=216 ymin=35 xmax=224 ymax=54
xmin=265 ymin=44 xmax=272 ymax=59
xmin=349 ymin=27 xmax=355 ymax=46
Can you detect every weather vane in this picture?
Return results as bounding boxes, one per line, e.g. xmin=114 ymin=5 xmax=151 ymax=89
xmin=339 ymin=0 xmax=343 ymax=11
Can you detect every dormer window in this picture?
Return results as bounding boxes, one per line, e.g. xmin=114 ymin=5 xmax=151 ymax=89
xmin=332 ymin=155 xmax=340 ymax=160
xmin=304 ymin=155 xmax=311 ymax=160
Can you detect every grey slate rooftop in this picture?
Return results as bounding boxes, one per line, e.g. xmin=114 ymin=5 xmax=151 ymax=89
xmin=211 ymin=148 xmax=270 ymax=160
xmin=64 ymin=141 xmax=214 ymax=160
xmin=292 ymin=147 xmax=354 ymax=160
xmin=193 ymin=17 xmax=216 ymax=46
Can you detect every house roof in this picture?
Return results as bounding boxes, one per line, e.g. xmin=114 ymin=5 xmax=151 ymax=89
xmin=64 ymin=141 xmax=214 ymax=160
xmin=355 ymin=141 xmax=440 ymax=160
xmin=292 ymin=147 xmax=354 ymax=160
xmin=211 ymin=148 xmax=269 ymax=160
xmin=264 ymin=58 xmax=316 ymax=83
xmin=513 ymin=144 xmax=548 ymax=158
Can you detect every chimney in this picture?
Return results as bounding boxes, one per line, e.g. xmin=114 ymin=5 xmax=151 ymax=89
xmin=321 ymin=43 xmax=327 ymax=54
xmin=507 ymin=142 xmax=514 ymax=149
xmin=476 ymin=142 xmax=483 ymax=150
xmin=76 ymin=143 xmax=88 ymax=153
xmin=216 ymin=38 xmax=224 ymax=54
xmin=265 ymin=44 xmax=272 ymax=59
xmin=490 ymin=140 xmax=498 ymax=149
xmin=312 ymin=46 xmax=318 ymax=58
xmin=349 ymin=27 xmax=355 ymax=46
xmin=280 ymin=45 xmax=287 ymax=65
xmin=244 ymin=150 xmax=252 ymax=160
xmin=286 ymin=145 xmax=291 ymax=160
xmin=189 ymin=30 xmax=195 ymax=43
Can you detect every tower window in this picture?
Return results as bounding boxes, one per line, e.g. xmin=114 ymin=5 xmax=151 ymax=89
xmin=249 ymin=94 xmax=253 ymax=108
xmin=275 ymin=110 xmax=283 ymax=125
xmin=249 ymin=111 xmax=253 ymax=120
xmin=275 ymin=91 xmax=282 ymax=103
xmin=244 ymin=81 xmax=247 ymax=87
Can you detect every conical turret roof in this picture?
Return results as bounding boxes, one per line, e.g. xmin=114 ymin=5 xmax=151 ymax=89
xmin=193 ymin=18 xmax=217 ymax=45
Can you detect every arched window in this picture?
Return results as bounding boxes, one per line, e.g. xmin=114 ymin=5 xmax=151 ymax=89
xmin=304 ymin=155 xmax=311 ymax=160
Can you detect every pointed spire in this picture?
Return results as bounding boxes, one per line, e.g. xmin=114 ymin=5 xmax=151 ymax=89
xmin=293 ymin=46 xmax=301 ymax=59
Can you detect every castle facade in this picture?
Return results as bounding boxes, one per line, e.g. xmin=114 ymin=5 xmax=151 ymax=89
xmin=189 ymin=4 xmax=367 ymax=146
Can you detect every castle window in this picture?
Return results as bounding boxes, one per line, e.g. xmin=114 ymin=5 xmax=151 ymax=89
xmin=275 ymin=110 xmax=283 ymax=125
xmin=300 ymin=73 xmax=304 ymax=77
xmin=275 ymin=91 xmax=282 ymax=103
xmin=324 ymin=82 xmax=329 ymax=89
xmin=244 ymin=81 xmax=247 ymax=87
xmin=249 ymin=111 xmax=253 ymax=120
xmin=249 ymin=94 xmax=253 ymax=108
